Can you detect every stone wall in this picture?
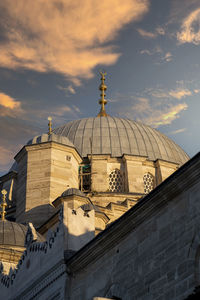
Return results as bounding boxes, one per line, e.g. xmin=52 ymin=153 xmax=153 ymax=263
xmin=67 ymin=153 xmax=200 ymax=300
xmin=90 ymin=154 xmax=178 ymax=206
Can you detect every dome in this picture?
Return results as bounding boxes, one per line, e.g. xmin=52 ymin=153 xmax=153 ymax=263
xmin=61 ymin=188 xmax=85 ymax=197
xmin=0 ymin=220 xmax=44 ymax=248
xmin=27 ymin=133 xmax=75 ymax=148
xmin=53 ymin=116 xmax=189 ymax=165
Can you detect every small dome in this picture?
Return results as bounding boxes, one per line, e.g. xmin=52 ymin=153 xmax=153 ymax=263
xmin=0 ymin=220 xmax=44 ymax=248
xmin=61 ymin=188 xmax=85 ymax=197
xmin=27 ymin=133 xmax=75 ymax=149
xmin=53 ymin=116 xmax=189 ymax=165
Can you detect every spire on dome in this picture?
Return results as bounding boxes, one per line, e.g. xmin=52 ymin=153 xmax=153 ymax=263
xmin=0 ymin=190 xmax=7 ymax=221
xmin=97 ymin=71 xmax=108 ymax=117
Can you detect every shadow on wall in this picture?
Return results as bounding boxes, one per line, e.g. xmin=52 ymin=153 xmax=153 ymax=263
xmin=18 ymin=204 xmax=57 ymax=228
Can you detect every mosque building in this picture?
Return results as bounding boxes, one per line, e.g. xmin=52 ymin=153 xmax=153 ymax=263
xmin=0 ymin=73 xmax=199 ymax=300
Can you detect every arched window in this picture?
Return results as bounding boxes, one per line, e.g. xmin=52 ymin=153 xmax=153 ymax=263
xmin=143 ymin=173 xmax=154 ymax=194
xmin=109 ymin=169 xmax=124 ymax=192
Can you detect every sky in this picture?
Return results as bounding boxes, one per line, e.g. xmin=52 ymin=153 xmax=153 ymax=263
xmin=0 ymin=0 xmax=200 ymax=175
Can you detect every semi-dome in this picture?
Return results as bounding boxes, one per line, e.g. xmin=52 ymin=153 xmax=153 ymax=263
xmin=27 ymin=133 xmax=75 ymax=148
xmin=0 ymin=220 xmax=44 ymax=248
xmin=53 ymin=116 xmax=189 ymax=165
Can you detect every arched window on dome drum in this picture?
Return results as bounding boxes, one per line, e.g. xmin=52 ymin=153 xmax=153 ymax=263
xmin=109 ymin=169 xmax=124 ymax=193
xmin=143 ymin=173 xmax=154 ymax=194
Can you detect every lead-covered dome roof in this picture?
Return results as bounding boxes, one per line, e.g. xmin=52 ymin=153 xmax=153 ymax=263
xmin=53 ymin=116 xmax=189 ymax=165
xmin=27 ymin=133 xmax=74 ymax=148
xmin=0 ymin=220 xmax=44 ymax=248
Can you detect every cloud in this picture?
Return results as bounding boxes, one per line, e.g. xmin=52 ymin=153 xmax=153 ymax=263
xmin=140 ymin=47 xmax=162 ymax=56
xmin=54 ymin=106 xmax=72 ymax=116
xmin=156 ymin=27 xmax=165 ymax=35
xmin=137 ymin=28 xmax=157 ymax=38
xmin=0 ymin=0 xmax=149 ymax=82
xmin=112 ymin=92 xmax=188 ymax=128
xmin=140 ymin=47 xmax=172 ymax=64
xmin=57 ymin=85 xmax=76 ymax=96
xmin=156 ymin=103 xmax=188 ymax=126
xmin=0 ymin=92 xmax=23 ymax=117
xmin=169 ymin=128 xmax=186 ymax=135
xmin=0 ymin=93 xmax=20 ymax=109
xmin=177 ymin=8 xmax=200 ymax=44
xmin=168 ymin=89 xmax=192 ymax=99
xmin=162 ymin=52 xmax=173 ymax=62
xmin=151 ymin=88 xmax=192 ymax=100
xmin=137 ymin=26 xmax=165 ymax=39
xmin=130 ymin=97 xmax=188 ymax=127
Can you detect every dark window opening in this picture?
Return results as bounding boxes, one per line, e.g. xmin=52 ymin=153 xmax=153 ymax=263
xmin=79 ymin=164 xmax=91 ymax=192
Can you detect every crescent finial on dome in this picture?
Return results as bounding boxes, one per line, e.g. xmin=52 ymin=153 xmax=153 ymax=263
xmin=97 ymin=71 xmax=109 ymax=117
xmin=0 ymin=189 xmax=7 ymax=221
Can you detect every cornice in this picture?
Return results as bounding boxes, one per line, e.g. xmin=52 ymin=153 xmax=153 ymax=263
xmin=15 ymin=141 xmax=82 ymax=164
xmin=155 ymin=158 xmax=179 ymax=168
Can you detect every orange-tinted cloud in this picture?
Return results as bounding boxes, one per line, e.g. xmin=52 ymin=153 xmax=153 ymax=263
xmin=137 ymin=28 xmax=157 ymax=38
xmin=0 ymin=92 xmax=23 ymax=117
xmin=0 ymin=0 xmax=149 ymax=82
xmin=168 ymin=89 xmax=192 ymax=99
xmin=0 ymin=93 xmax=20 ymax=109
xmin=177 ymin=8 xmax=200 ymax=44
xmin=137 ymin=27 xmax=165 ymax=39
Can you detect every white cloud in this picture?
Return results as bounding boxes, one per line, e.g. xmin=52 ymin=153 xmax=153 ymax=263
xmin=57 ymin=85 xmax=76 ymax=95
xmin=169 ymin=128 xmax=186 ymax=135
xmin=130 ymin=97 xmax=188 ymax=127
xmin=151 ymin=88 xmax=192 ymax=100
xmin=113 ymin=92 xmax=188 ymax=128
xmin=177 ymin=8 xmax=200 ymax=44
xmin=163 ymin=52 xmax=173 ymax=62
xmin=0 ymin=0 xmax=149 ymax=82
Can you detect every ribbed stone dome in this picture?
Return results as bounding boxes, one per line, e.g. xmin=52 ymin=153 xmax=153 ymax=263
xmin=53 ymin=116 xmax=189 ymax=165
xmin=0 ymin=220 xmax=44 ymax=248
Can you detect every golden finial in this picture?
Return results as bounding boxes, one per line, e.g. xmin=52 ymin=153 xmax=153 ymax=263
xmin=1 ymin=190 xmax=7 ymax=221
xmin=48 ymin=116 xmax=52 ymax=135
xmin=97 ymin=71 xmax=108 ymax=117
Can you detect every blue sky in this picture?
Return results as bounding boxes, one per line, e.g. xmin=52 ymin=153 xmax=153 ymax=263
xmin=0 ymin=0 xmax=200 ymax=174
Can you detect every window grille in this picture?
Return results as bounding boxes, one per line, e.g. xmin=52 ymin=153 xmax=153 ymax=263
xmin=109 ymin=169 xmax=124 ymax=192
xmin=79 ymin=165 xmax=91 ymax=192
xmin=143 ymin=173 xmax=154 ymax=194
